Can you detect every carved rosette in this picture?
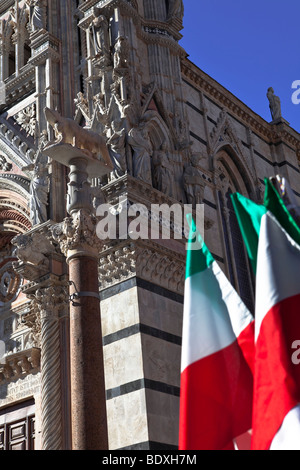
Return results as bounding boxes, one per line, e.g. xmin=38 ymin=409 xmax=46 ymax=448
xmin=51 ymin=209 xmax=103 ymax=261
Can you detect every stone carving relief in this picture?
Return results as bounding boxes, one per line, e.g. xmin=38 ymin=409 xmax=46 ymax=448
xmin=73 ymin=1 xmax=189 ymax=204
xmin=0 ymin=262 xmax=22 ymax=304
xmin=0 ymin=155 xmax=12 ymax=172
xmin=128 ymin=124 xmax=153 ymax=185
xmin=14 ymin=103 xmax=36 ymax=138
xmin=0 ymin=348 xmax=40 ymax=384
xmin=98 ymin=240 xmax=185 ymax=295
xmin=51 ymin=209 xmax=102 ymax=258
xmin=183 ymin=154 xmax=206 ymax=209
xmin=22 ymin=136 xmax=49 ymax=226
xmin=12 ymin=227 xmax=56 ymax=281
xmin=27 ymin=0 xmax=47 ymax=32
xmin=106 ymin=119 xmax=127 ymax=177
xmin=44 ymin=107 xmax=112 ymax=167
xmin=152 ymin=142 xmax=173 ymax=196
xmin=89 ymin=10 xmax=111 ymax=67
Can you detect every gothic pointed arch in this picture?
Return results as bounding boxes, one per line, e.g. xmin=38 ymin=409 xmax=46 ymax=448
xmin=210 ymin=110 xmax=256 ymax=198
xmin=215 ymin=148 xmax=255 ymax=313
xmin=141 ymin=83 xmax=177 ymax=150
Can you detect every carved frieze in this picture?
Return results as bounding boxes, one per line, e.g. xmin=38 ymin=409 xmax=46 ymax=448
xmin=98 ymin=239 xmax=185 ymax=295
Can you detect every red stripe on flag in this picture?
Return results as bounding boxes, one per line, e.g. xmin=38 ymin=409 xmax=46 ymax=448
xmin=252 ymin=293 xmax=300 ymax=450
xmin=179 ymin=332 xmax=253 ymax=450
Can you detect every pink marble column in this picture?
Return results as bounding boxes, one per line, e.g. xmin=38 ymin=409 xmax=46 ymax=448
xmin=68 ymin=255 xmax=108 ymax=450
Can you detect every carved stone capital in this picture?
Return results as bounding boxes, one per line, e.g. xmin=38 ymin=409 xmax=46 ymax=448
xmin=51 ymin=209 xmax=103 ymax=261
xmin=28 ymin=284 xmax=68 ymax=319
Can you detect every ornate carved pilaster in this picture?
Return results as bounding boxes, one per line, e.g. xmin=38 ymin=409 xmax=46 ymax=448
xmin=12 ymin=222 xmax=70 ymax=450
xmin=28 ymin=284 xmax=68 ymax=450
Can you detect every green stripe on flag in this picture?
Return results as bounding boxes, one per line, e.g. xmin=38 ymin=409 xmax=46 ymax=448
xmin=263 ymin=178 xmax=300 ymax=246
xmin=231 ymin=178 xmax=300 ymax=275
xmin=231 ymin=193 xmax=266 ymax=274
xmin=185 ymin=214 xmax=214 ymax=279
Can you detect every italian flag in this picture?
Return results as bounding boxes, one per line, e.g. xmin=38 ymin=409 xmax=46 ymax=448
xmin=179 ymin=215 xmax=254 ymax=450
xmin=251 ymin=211 xmax=300 ymax=449
xmin=231 ymin=178 xmax=300 ymax=274
xmin=231 ymin=178 xmax=300 ymax=449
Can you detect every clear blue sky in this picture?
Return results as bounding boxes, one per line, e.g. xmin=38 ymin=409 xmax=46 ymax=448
xmin=180 ymin=0 xmax=300 ymax=133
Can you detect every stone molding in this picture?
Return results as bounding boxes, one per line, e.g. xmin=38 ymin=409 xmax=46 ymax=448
xmin=0 ymin=347 xmax=40 ymax=384
xmin=99 ymin=239 xmax=185 ymax=295
xmin=181 ymin=59 xmax=300 ymax=156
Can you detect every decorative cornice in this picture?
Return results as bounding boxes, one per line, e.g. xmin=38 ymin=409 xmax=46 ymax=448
xmin=3 ymin=63 xmax=35 ymax=106
xmin=181 ymin=58 xmax=300 ymax=156
xmin=0 ymin=116 xmax=36 ymax=167
xmin=98 ymin=238 xmax=185 ymax=295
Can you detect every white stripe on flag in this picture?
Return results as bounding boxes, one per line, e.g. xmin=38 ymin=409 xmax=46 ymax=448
xmin=270 ymin=405 xmax=300 ymax=450
xmin=255 ymin=212 xmax=300 ymax=341
xmin=181 ymin=261 xmax=253 ymax=372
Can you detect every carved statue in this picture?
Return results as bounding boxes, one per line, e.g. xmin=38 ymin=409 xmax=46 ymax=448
xmin=114 ymin=36 xmax=129 ymax=70
xmin=90 ymin=13 xmax=111 ymax=65
xmin=152 ymin=142 xmax=174 ymax=197
xmin=167 ymin=0 xmax=184 ymax=20
xmin=183 ymin=154 xmax=205 ymax=208
xmin=44 ymin=107 xmax=112 ymax=167
xmin=128 ymin=125 xmax=153 ymax=185
xmin=23 ymin=137 xmax=49 ymax=226
xmin=107 ymin=120 xmax=127 ymax=177
xmin=267 ymin=87 xmax=282 ymax=121
xmin=28 ymin=0 xmax=45 ymax=31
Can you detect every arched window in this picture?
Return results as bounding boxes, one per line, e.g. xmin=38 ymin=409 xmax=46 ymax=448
xmin=216 ymin=150 xmax=255 ymax=313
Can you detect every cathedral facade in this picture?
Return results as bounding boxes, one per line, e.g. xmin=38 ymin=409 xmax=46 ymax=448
xmin=0 ymin=0 xmax=299 ymax=450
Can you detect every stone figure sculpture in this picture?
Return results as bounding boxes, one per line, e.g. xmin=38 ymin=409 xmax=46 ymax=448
xmin=167 ymin=0 xmax=184 ymax=20
xmin=128 ymin=125 xmax=153 ymax=185
xmin=183 ymin=154 xmax=205 ymax=208
xmin=29 ymin=0 xmax=45 ymax=31
xmin=44 ymin=107 xmax=112 ymax=167
xmin=267 ymin=87 xmax=282 ymax=121
xmin=107 ymin=120 xmax=127 ymax=177
xmin=23 ymin=139 xmax=49 ymax=226
xmin=114 ymin=36 xmax=129 ymax=70
xmin=152 ymin=142 xmax=173 ymax=197
xmin=90 ymin=14 xmax=111 ymax=65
